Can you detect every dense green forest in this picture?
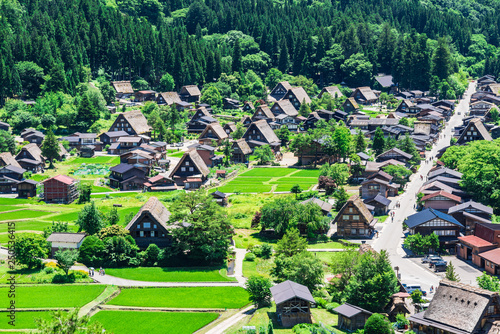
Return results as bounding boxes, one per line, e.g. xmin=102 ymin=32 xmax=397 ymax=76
xmin=1 ymin=0 xmax=500 ymax=116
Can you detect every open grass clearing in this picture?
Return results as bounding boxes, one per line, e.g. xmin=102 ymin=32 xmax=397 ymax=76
xmin=0 ymin=198 xmax=34 ymax=205
xmin=0 ymin=210 xmax=54 ymax=221
xmin=0 ymin=285 xmax=106 ymax=308
xmin=108 ymin=287 xmax=249 ymax=308
xmin=92 ymin=311 xmax=218 ymax=334
xmin=104 ymin=267 xmax=236 ymax=282
xmin=65 ymin=156 xmax=120 ymax=165
xmin=274 ymin=183 xmax=315 ymax=192
xmin=242 ymin=258 xmax=273 ymax=278
xmin=310 ymin=251 xmax=344 ymax=265
xmin=0 ymin=221 xmax=77 ymax=233
xmin=0 ymin=311 xmax=53 ymax=329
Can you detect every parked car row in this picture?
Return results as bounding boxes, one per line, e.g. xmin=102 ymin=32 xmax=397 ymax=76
xmin=421 ymin=255 xmax=447 ymax=272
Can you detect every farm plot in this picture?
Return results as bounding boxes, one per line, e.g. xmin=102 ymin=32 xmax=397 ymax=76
xmin=0 ymin=311 xmax=53 ymax=329
xmin=92 ymin=311 xmax=218 ymax=334
xmin=217 ymin=168 xmax=319 ymax=193
xmin=0 ymin=285 xmax=106 ymax=308
xmin=104 ymin=267 xmax=236 ymax=282
xmin=107 ymin=287 xmax=249 ymax=308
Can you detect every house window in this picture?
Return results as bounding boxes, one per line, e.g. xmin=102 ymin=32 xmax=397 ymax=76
xmin=181 ymin=167 xmax=185 ymax=172
xmin=349 ymin=208 xmax=353 ymax=213
xmin=189 ymin=167 xmax=194 ymax=171
xmin=353 ymin=215 xmax=359 ymax=220
xmin=185 ymin=161 xmax=189 ymax=166
xmin=154 ymin=224 xmax=157 ymax=229
xmin=143 ymin=222 xmax=151 ymax=228
xmin=151 ymin=231 xmax=155 ymax=237
xmin=343 ymin=215 xmax=350 ymax=220
xmin=352 ymin=229 xmax=357 ymax=234
xmin=359 ymin=229 xmax=365 ymax=235
xmin=488 ymin=305 xmax=495 ymax=314
xmin=139 ymin=231 xmax=144 ymax=237
xmin=137 ymin=224 xmax=140 ymax=229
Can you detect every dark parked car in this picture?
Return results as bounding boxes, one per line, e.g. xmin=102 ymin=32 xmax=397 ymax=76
xmin=422 ymin=255 xmax=441 ymax=263
xmin=434 ymin=261 xmax=448 ymax=272
xmin=429 ymin=257 xmax=444 ymax=267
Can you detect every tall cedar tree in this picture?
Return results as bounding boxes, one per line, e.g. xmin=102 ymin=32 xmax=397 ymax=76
xmin=41 ymin=129 xmax=60 ymax=168
xmin=278 ymin=40 xmax=289 ymax=73
xmin=432 ymin=38 xmax=453 ymax=80
xmin=232 ymin=39 xmax=242 ymax=73
xmin=372 ymin=127 xmax=386 ymax=156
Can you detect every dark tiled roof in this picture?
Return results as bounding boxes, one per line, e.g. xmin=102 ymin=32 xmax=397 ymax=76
xmin=270 ymin=280 xmax=315 ymax=305
xmin=405 ymin=208 xmax=462 ymax=229
xmin=333 ymin=303 xmax=372 ymax=318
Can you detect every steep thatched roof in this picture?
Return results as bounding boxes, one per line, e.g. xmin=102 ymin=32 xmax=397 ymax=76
xmin=169 ymin=149 xmax=210 ymax=178
xmin=253 ymin=105 xmax=275 ymax=120
xmin=126 ymin=197 xmax=171 ymax=230
xmin=18 ymin=143 xmax=43 ymax=162
xmin=0 ymin=152 xmax=21 ymax=169
xmin=180 ymin=85 xmax=201 ymax=96
xmin=247 ymin=120 xmax=280 ymax=144
xmin=320 ymin=86 xmax=344 ymax=99
xmin=423 ymin=279 xmax=497 ymax=333
xmin=159 ymin=92 xmax=182 ymax=105
xmin=458 ymin=118 xmax=492 ymax=142
xmin=272 ymin=100 xmax=299 ymax=117
xmin=112 ymin=81 xmax=134 ymax=94
xmin=288 ymin=87 xmax=311 ymax=105
xmin=335 ymin=195 xmax=373 ymax=224
xmin=199 ymin=123 xmax=228 ymax=141
xmin=233 ymin=139 xmax=252 ymax=155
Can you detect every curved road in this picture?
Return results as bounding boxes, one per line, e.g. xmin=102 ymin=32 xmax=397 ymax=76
xmin=372 ymin=81 xmax=476 ymax=293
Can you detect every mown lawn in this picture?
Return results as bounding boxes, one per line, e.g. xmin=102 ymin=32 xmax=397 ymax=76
xmin=242 ymin=258 xmax=273 ymax=278
xmin=0 ymin=311 xmax=53 ymax=329
xmin=0 ymin=285 xmax=106 ymax=308
xmin=104 ymin=267 xmax=236 ymax=282
xmin=0 ymin=210 xmax=54 ymax=221
xmin=66 ymin=156 xmax=120 ymax=165
xmin=92 ymin=311 xmax=218 ymax=334
xmin=0 ymin=221 xmax=77 ymax=233
xmin=108 ymin=287 xmax=249 ymax=308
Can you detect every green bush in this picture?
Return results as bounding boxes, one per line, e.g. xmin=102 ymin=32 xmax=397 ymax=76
xmin=326 ymin=302 xmax=339 ymax=313
xmin=44 ymin=267 xmax=55 ymax=274
xmin=260 ymin=243 xmax=273 ymax=259
xmin=244 ymin=253 xmax=256 ymax=261
xmin=314 ymin=297 xmax=327 ymax=309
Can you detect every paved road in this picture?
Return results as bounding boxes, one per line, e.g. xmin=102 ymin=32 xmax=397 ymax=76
xmin=372 ymin=82 xmax=476 ymax=294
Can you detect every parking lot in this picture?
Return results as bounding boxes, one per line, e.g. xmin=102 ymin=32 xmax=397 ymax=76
xmin=409 ymin=255 xmax=483 ymax=288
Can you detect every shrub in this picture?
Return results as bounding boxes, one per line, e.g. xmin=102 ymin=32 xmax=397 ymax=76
xmin=252 ymin=245 xmax=262 ymax=257
xmin=314 ymin=297 xmax=327 ymax=309
xmin=245 ymin=253 xmax=256 ymax=261
xmin=44 ymin=267 xmax=55 ymax=274
xmin=260 ymin=243 xmax=273 ymax=259
xmin=326 ymin=302 xmax=339 ymax=313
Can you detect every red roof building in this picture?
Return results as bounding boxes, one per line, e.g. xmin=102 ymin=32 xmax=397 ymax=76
xmin=479 ymin=248 xmax=500 ymax=275
xmin=42 ymin=175 xmax=80 ymax=204
xmin=421 ymin=190 xmax=462 ymax=212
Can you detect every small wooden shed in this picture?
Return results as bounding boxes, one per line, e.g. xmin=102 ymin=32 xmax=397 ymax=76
xmin=270 ymin=280 xmax=316 ymax=327
xmin=333 ymin=303 xmax=372 ymax=331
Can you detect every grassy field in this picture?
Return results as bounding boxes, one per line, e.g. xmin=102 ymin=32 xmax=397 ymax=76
xmin=217 ymin=168 xmax=319 ymax=193
xmin=227 ymin=194 xmax=292 ymax=229
xmin=92 ymin=311 xmax=218 ymax=334
xmin=0 ymin=311 xmax=53 ymax=329
xmin=242 ymin=258 xmax=273 ymax=278
xmin=104 ymin=267 xmax=236 ymax=282
xmin=0 ymin=285 xmax=106 ymax=308
xmin=0 ymin=210 xmax=53 ymax=221
xmin=108 ymin=287 xmax=249 ymax=308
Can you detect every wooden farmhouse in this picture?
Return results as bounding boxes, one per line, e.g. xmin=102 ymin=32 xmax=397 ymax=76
xmin=470 ymin=100 xmax=495 ymax=116
xmin=333 ymin=303 xmax=372 ymax=331
xmin=242 ymin=120 xmax=280 ymax=152
xmin=126 ymin=197 xmax=176 ymax=249
xmin=271 ymin=100 xmax=299 ymax=117
xmin=334 ymin=195 xmax=377 ymax=238
xmin=169 ymin=149 xmax=209 ymax=189
xmin=351 ymin=87 xmax=377 ymax=104
xmin=396 ymin=99 xmax=414 ymax=113
xmin=231 ymin=139 xmax=252 ymax=164
xmin=99 ymin=130 xmax=129 ymax=147
xmin=223 ymin=122 xmax=237 ymax=136
xmin=198 ymin=123 xmax=228 ymax=146
xmin=144 ymin=174 xmax=176 ymax=192
xmin=448 ymin=200 xmax=493 ymax=234
xmin=242 ymin=101 xmax=255 ymax=112
xmin=0 ymin=152 xmax=21 ymax=169
xmin=134 ymin=90 xmax=156 ymax=102
xmin=0 ymin=165 xmax=25 ymax=193
xmin=318 ymin=86 xmax=344 ymax=99
xmin=187 ymin=107 xmax=217 ymax=134
xmin=409 ymin=280 xmax=500 ymax=334
xmin=360 ymin=170 xmax=400 ymax=199
xmin=179 ymin=85 xmax=201 ymax=102
xmin=46 ymin=232 xmax=86 ymax=257
xmin=421 ymin=190 xmax=462 ymax=212
xmin=456 ymin=118 xmax=492 ymax=145
xmin=251 ymin=105 xmax=275 ymax=123
xmin=405 ymin=208 xmax=463 ymax=250
xmin=17 ymin=179 xmax=37 ymax=198
xmin=270 ymin=280 xmax=316 ymax=327
xmin=108 ymin=110 xmax=152 ymax=137
xmin=112 ymin=81 xmax=134 ymax=98
xmin=342 ymin=97 xmax=359 ymax=114
xmin=156 ymin=91 xmax=182 ymax=106
xmin=109 ymin=163 xmax=148 ymax=190
xmin=269 ymin=81 xmax=292 ymax=101
xmin=42 ymin=174 xmax=79 ymax=204
xmin=21 ymin=129 xmax=45 ymax=146
xmin=283 ymin=87 xmax=311 ymax=110
xmin=376 ymin=147 xmax=413 ymax=164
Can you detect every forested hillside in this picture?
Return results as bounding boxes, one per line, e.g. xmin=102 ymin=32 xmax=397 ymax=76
xmin=1 ymin=0 xmax=500 ymax=103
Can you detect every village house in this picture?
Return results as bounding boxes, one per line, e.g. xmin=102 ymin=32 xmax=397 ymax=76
xmin=223 ymin=122 xmax=237 ymax=137
xmin=108 ymin=136 xmax=146 ymax=155
xmin=120 ymin=149 xmax=155 ymax=168
xmin=351 ymin=87 xmax=378 ymax=104
xmin=16 ymin=143 xmax=44 ymax=173
xmin=334 ymin=195 xmax=377 ymax=238
xmin=477 ymin=75 xmax=496 ymax=88
xmin=270 ymin=280 xmax=316 ymax=327
xmin=384 ymin=292 xmax=413 ymax=322
xmin=223 ymin=97 xmax=240 ymax=109
xmin=0 ymin=165 xmax=25 ymax=193
xmin=144 ymin=174 xmax=176 ymax=192
xmin=470 ymin=100 xmax=495 ymax=116
xmin=0 ymin=152 xmax=21 ymax=169
xmin=376 ymin=147 xmax=413 ymax=165
xmin=448 ymin=200 xmax=493 ymax=234
xmin=359 ymin=170 xmax=400 ymax=199
xmin=211 ymin=190 xmax=228 ymax=206
xmin=269 ymin=81 xmax=293 ymax=101
xmin=456 ymin=235 xmax=497 ymax=267
xmin=300 ymin=197 xmax=332 ymax=216
xmin=405 ymin=208 xmax=463 ymax=251
xmin=455 ymin=118 xmax=492 ymax=145
xmin=364 ymin=193 xmax=392 ymax=216
xmin=108 ymin=110 xmax=152 ymax=137
xmin=283 ymin=87 xmax=311 ymax=110
xmin=428 ymin=167 xmax=463 ymax=180
xmin=60 ymin=133 xmax=103 ymax=151
xmin=99 ymin=130 xmax=129 ymax=147
xmin=395 ymin=99 xmax=414 ymax=113
xmin=109 ymin=163 xmax=148 ymax=190
xmin=198 ymin=123 xmax=228 ymax=146
xmin=421 ymin=191 xmax=462 ymax=212
xmin=21 ymin=128 xmax=45 ymax=146
xmin=134 ymin=90 xmax=156 ymax=102
xmin=342 ymin=97 xmax=360 ymax=114
xmin=179 ymin=85 xmax=201 ymax=102
xmin=17 ymin=179 xmax=37 ymax=198
xmin=318 ymin=86 xmax=344 ymax=99
xmin=0 ymin=121 xmax=10 ymax=132
xmin=186 ymin=143 xmax=219 ymax=168
xmin=333 ymin=303 xmax=372 ymax=331
xmin=231 ymin=139 xmax=252 ymax=164
xmin=46 ymin=232 xmax=86 ymax=257
xmin=42 ymin=175 xmax=79 ymax=204
xmin=374 ymin=74 xmax=396 ymax=93
xmin=251 ymin=105 xmax=275 ymax=123
xmin=419 ymin=180 xmax=464 ymax=197
xmin=187 ymin=107 xmax=217 ymax=134
xmin=126 ymin=197 xmax=176 ymax=248
xmin=242 ymin=101 xmax=255 ymax=112
xmin=483 ymin=83 xmax=500 ymax=96
xmin=243 ymin=120 xmax=281 ymax=152
xmin=112 ymin=81 xmax=134 ymax=99
xmin=409 ymin=280 xmax=500 ymax=334
xmin=271 ymin=99 xmax=299 ymax=118
xmin=303 ymin=110 xmax=347 ymax=130
xmin=169 ymin=149 xmax=209 ymax=189
xmin=156 ymin=91 xmax=182 ymax=106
